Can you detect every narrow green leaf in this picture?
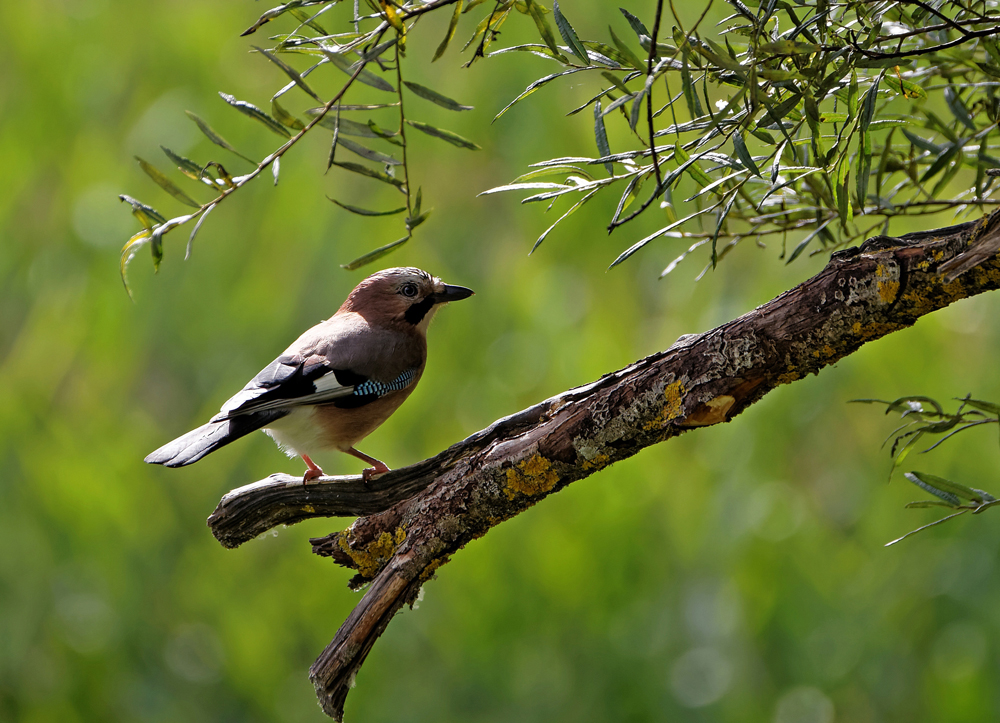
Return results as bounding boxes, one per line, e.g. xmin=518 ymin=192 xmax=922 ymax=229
xmin=331 ymin=161 xmax=405 ymax=187
xmin=341 ymin=236 xmax=409 ymax=270
xmin=731 ymin=133 xmax=760 ymax=177
xmin=553 ymin=1 xmax=589 ymax=64
xmin=593 ymin=100 xmax=613 ymax=174
xmin=241 ymin=1 xmax=304 ymax=36
xmin=531 ymin=188 xmax=599 ymax=253
xmin=601 ymin=70 xmax=631 ymax=94
xmin=329 ymin=197 xmax=407 ymax=216
xmin=944 ymin=86 xmax=976 ymax=131
xmin=287 ymin=6 xmax=328 ymax=35
xmin=883 ymin=73 xmax=926 ymax=99
xmin=608 ymin=25 xmax=643 ymax=69
xmin=253 ymin=45 xmax=322 ymax=102
xmin=185 ymin=111 xmax=255 ymax=163
xmin=367 ymin=120 xmax=404 ymax=146
xmin=119 ymin=194 xmax=166 ymax=229
xmin=608 ymin=172 xmax=644 ymax=226
xmin=403 ymin=81 xmax=473 ymax=111
xmin=901 ymin=128 xmax=942 ymax=154
xmin=406 ymin=119 xmax=481 ymax=150
xmin=433 ymin=0 xmax=464 ymax=61
xmin=904 ymin=472 xmax=968 ymax=505
xmin=406 ymin=210 xmax=432 ymax=231
xmin=681 ymin=57 xmax=703 ymax=118
xmin=135 ymin=157 xmax=201 ymax=208
xmin=160 ymin=146 xmax=203 ymax=180
xmin=271 ymin=97 xmax=306 ymax=130
xmin=512 ymin=164 xmax=594 ymax=182
xmin=848 ymin=70 xmax=859 ymax=119
xmin=338 ymin=136 xmax=401 ymax=165
xmin=219 ymin=92 xmax=291 ymax=138
xmin=321 ymin=49 xmax=396 ymax=92
xmin=618 ymin=7 xmax=649 ymax=39
xmin=758 ymin=39 xmax=821 ymax=55
xmin=119 ymin=228 xmax=152 ymax=299
xmin=905 ymin=500 xmax=960 ymax=509
xmin=710 ymin=191 xmax=738 ymax=266
xmin=961 ymin=398 xmax=1000 ymax=415
xmin=919 ymin=143 xmax=959 ymax=184
xmin=306 ymin=110 xmax=389 ymax=138
xmin=526 ymin=0 xmax=563 ymax=58
xmin=629 ymin=88 xmax=645 ymax=131
xmin=186 ymin=202 xmax=215 ymax=259
xmin=494 ymin=68 xmax=587 ymax=121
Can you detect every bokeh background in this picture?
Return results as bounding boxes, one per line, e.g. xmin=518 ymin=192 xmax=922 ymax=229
xmin=3 ymin=1 xmax=1000 ymax=721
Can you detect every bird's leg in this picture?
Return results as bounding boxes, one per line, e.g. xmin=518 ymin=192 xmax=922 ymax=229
xmin=345 ymin=447 xmax=390 ymax=482
xmin=302 ymin=454 xmax=325 ymax=483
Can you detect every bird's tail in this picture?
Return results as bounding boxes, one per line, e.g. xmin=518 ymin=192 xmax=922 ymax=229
xmin=145 ymin=411 xmax=285 ymax=467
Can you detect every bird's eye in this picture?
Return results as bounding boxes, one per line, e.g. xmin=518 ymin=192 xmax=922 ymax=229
xmin=401 ymin=283 xmax=418 ymax=298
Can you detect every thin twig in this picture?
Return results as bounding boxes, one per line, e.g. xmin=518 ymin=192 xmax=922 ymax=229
xmin=646 ymin=0 xmax=665 ymax=191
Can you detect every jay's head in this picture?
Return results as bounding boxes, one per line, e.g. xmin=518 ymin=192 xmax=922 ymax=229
xmin=340 ymin=267 xmax=474 ymax=330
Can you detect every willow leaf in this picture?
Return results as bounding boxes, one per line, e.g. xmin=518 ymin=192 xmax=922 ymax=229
xmin=341 ymin=236 xmax=409 ymax=270
xmin=406 ymin=120 xmax=481 ymax=150
xmin=433 ymin=0 xmax=464 ymax=61
xmin=253 ymin=45 xmax=322 ymax=102
xmin=331 ymin=161 xmax=405 ymax=187
xmin=338 ymin=136 xmax=401 ymax=165
xmin=553 ymin=1 xmax=589 ymax=64
xmin=494 ymin=68 xmax=588 ymax=121
xmin=322 ymin=49 xmax=396 ymax=92
xmin=329 ymin=198 xmax=407 ymax=216
xmin=135 ymin=157 xmax=201 ymax=208
xmin=119 ymin=194 xmax=166 ymax=229
xmin=219 ymin=92 xmax=291 ymax=138
xmin=594 ymin=101 xmax=613 ymax=174
xmin=185 ymin=111 xmax=255 ymax=163
xmin=403 ymin=81 xmax=473 ymax=111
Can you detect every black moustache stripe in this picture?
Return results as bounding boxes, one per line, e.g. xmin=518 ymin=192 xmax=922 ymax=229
xmin=404 ymin=296 xmax=435 ymax=325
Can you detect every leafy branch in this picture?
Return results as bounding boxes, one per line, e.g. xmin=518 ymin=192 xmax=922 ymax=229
xmin=119 ymin=0 xmax=488 ymax=294
xmin=121 ymin=1 xmax=1000 ymax=292
xmin=480 ymin=0 xmax=1000 ymax=275
xmin=853 ymin=394 xmax=1000 ymax=545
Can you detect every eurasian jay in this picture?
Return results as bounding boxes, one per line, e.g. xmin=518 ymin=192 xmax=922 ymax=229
xmin=145 ymin=267 xmax=473 ymax=481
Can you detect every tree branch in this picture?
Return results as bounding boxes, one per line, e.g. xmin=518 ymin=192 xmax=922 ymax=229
xmin=208 ymin=211 xmax=1000 ymax=720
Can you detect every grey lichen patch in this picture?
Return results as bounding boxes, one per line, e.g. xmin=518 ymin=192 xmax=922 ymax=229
xmin=695 ymin=330 xmax=766 ymax=385
xmin=845 ymin=271 xmax=882 ymax=306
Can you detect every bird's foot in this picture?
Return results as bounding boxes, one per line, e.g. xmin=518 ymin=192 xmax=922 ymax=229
xmin=361 ymin=461 xmax=391 ymax=483
xmin=302 ymin=454 xmax=324 ymax=484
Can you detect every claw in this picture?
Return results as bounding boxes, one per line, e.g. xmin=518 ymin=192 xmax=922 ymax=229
xmin=302 ymin=454 xmax=324 ymax=484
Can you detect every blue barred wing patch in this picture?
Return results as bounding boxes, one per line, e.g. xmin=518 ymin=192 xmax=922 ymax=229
xmin=353 ymin=367 xmax=418 ymax=398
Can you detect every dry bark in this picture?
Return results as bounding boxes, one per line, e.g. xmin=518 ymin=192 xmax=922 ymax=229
xmin=207 ymin=211 xmax=1000 ymax=720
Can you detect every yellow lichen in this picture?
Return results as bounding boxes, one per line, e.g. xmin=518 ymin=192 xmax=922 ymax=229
xmin=643 ymin=380 xmax=687 ymax=430
xmin=337 ymin=526 xmax=408 ymax=578
xmin=777 ymin=372 xmax=800 ymax=385
xmin=812 ymin=344 xmax=836 ymax=359
xmin=504 ymin=454 xmax=559 ymax=500
xmin=875 ymin=262 xmax=899 ymax=304
xmin=581 ymin=452 xmax=611 ymax=471
xmin=419 ymin=557 xmax=446 ymax=582
xmin=302 ymin=504 xmax=315 ymax=513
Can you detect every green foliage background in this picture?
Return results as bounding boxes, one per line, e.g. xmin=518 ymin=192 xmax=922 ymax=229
xmin=3 ymin=1 xmax=1000 ymax=721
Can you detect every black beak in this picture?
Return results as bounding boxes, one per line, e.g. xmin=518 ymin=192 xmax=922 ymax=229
xmin=432 ymin=284 xmax=475 ymax=304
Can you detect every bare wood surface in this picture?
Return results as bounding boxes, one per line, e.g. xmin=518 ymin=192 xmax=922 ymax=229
xmin=207 ymin=212 xmax=1000 ymax=720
